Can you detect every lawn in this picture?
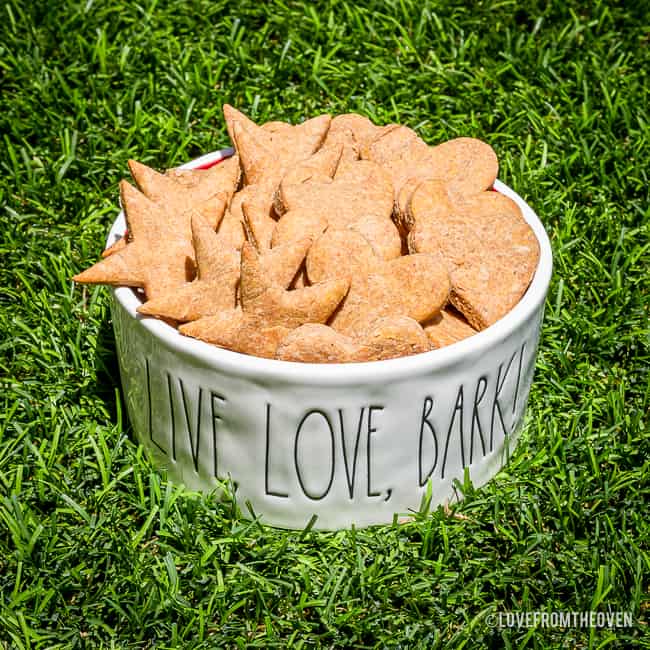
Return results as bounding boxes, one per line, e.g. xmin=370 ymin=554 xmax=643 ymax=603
xmin=1 ymin=0 xmax=649 ymax=647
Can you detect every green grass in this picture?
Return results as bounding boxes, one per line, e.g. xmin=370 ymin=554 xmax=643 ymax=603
xmin=1 ymin=0 xmax=649 ymax=647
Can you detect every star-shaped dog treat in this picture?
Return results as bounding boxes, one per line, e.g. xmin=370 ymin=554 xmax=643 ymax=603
xmin=100 ymin=156 xmax=240 ymax=258
xmin=224 ymin=105 xmax=331 ymax=186
xmin=137 ymin=216 xmax=315 ymax=323
xmin=179 ymin=242 xmax=350 ymax=358
xmin=135 ymin=214 xmax=241 ymax=322
xmin=128 ymin=156 xmax=240 ymax=229
xmin=74 ymin=181 xmax=227 ymax=299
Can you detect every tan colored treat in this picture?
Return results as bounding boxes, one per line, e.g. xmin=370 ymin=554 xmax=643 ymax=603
xmin=396 ymin=177 xmax=422 ymax=223
xmin=365 ymin=130 xmax=499 ymax=225
xmin=180 ymin=308 xmax=292 ymax=359
xmin=258 ymin=237 xmax=314 ymax=289
xmin=276 ymin=316 xmax=430 ymax=363
xmin=321 ymin=126 xmax=358 ymax=163
xmin=179 ymin=242 xmax=349 ymax=358
xmin=276 ymin=324 xmax=360 ymax=362
xmin=239 ymin=243 xmax=349 ymax=327
xmin=278 ymin=179 xmax=377 ymax=227
xmin=409 ymin=197 xmax=539 ymax=330
xmin=231 ymin=121 xmax=274 ymax=186
xmin=360 ymin=316 xmax=431 ymax=360
xmin=325 ymin=114 xmax=382 ymax=149
xmin=423 ymin=307 xmax=477 ymax=348
xmin=403 ymin=179 xmax=454 ymax=231
xmin=348 ymin=215 xmax=402 ymax=261
xmin=456 ymin=188 xmax=522 ymax=220
xmin=240 ymin=191 xmax=276 ymax=250
xmin=304 ymin=224 xmax=449 ymax=337
xmin=223 ymin=104 xmax=260 ymax=143
xmin=362 ymin=124 xmax=428 ymax=166
xmin=260 ymin=120 xmax=295 ymax=135
xmin=101 ymin=157 xmax=240 ymax=258
xmin=328 ymin=252 xmax=450 ymax=337
xmin=277 ymin=159 xmax=393 ymax=223
xmin=273 ymin=157 xmax=396 ymax=258
xmin=101 ymin=235 xmax=127 ymax=258
xmin=273 ymin=160 xmax=394 ymax=255
xmin=224 ymin=105 xmax=331 ymax=185
xmin=216 ymin=207 xmax=246 ymax=250
xmin=306 ymin=229 xmax=379 ymax=284
xmin=408 ymin=182 xmax=521 ymax=233
xmin=322 ymin=114 xmax=385 ymax=164
xmin=396 ymin=139 xmax=498 ymax=221
xmin=271 ymin=210 xmax=329 ymax=249
xmin=74 ymin=180 xmax=226 ymax=299
xmin=136 ymin=213 xmax=240 ymax=322
xmin=275 ymin=144 xmax=342 ymax=203
xmin=128 ymin=156 xmax=240 ymax=229
xmin=419 ymin=137 xmax=498 ymax=197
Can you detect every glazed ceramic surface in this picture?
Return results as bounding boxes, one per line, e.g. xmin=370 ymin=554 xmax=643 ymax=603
xmin=108 ymin=150 xmax=553 ymax=530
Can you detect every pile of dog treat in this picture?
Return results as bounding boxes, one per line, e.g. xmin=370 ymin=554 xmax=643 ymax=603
xmin=73 ymin=106 xmax=540 ymax=362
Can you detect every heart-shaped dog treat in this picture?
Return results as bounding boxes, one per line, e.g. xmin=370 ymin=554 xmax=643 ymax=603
xmin=365 ymin=128 xmax=499 ymax=225
xmin=179 ymin=242 xmax=350 ymax=358
xmin=408 ymin=184 xmax=539 ymax=330
xmin=306 ymin=228 xmax=450 ymax=337
xmin=406 ymin=178 xmax=521 ymax=231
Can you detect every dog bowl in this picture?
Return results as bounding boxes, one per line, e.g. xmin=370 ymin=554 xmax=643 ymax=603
xmin=108 ymin=149 xmax=552 ymax=530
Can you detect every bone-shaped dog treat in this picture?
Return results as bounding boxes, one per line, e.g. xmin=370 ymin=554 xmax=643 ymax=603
xmin=179 ymin=243 xmax=350 ymax=358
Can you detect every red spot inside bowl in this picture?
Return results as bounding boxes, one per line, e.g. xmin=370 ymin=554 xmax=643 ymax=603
xmin=195 ymin=156 xmax=230 ymax=170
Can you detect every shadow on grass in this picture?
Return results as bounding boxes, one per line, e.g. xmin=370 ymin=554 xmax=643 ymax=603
xmin=90 ymin=306 xmax=130 ymax=431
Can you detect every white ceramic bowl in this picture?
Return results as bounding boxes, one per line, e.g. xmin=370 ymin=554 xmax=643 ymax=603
xmin=108 ymin=149 xmax=552 ymax=530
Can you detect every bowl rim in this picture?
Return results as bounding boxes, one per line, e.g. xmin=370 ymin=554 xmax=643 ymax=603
xmin=109 ymin=149 xmax=553 ymax=385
